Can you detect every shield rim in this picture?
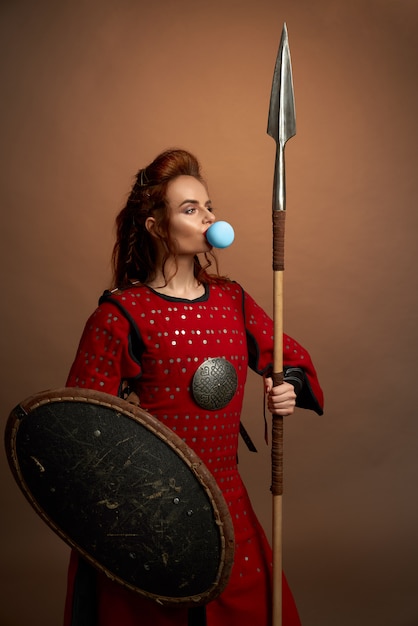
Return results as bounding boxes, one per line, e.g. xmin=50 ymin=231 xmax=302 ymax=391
xmin=5 ymin=387 xmax=235 ymax=607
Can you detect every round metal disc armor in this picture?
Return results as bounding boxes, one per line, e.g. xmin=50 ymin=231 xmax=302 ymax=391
xmin=192 ymin=358 xmax=238 ymax=410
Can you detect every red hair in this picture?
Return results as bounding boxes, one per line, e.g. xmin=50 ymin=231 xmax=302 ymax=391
xmin=111 ymin=149 xmax=226 ymax=288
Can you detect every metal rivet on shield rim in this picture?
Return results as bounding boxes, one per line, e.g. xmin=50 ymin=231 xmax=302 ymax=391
xmin=173 ymin=497 xmax=180 ymax=505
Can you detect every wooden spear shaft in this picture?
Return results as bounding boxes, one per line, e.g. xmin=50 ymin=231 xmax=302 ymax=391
xmin=272 ymin=208 xmax=286 ymax=626
xmin=267 ymin=23 xmax=296 ymax=626
xmin=272 ymin=199 xmax=286 ymax=490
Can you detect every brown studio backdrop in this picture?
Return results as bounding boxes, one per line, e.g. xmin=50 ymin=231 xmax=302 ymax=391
xmin=1 ymin=1 xmax=417 ymax=625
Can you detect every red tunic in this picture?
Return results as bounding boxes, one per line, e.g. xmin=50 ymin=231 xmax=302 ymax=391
xmin=64 ymin=281 xmax=323 ymax=626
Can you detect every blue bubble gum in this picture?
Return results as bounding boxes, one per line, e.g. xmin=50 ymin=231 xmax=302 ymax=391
xmin=206 ymin=221 xmax=235 ymax=249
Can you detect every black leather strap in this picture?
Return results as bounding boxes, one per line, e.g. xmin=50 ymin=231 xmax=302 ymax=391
xmin=71 ymin=558 xmax=98 ymax=626
xmin=188 ymin=606 xmax=207 ymax=626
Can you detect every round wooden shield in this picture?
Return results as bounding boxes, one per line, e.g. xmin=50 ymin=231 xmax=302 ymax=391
xmin=5 ymin=388 xmax=235 ymax=607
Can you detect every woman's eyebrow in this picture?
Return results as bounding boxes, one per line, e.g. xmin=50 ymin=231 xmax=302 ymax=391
xmin=178 ymin=199 xmax=212 ymax=207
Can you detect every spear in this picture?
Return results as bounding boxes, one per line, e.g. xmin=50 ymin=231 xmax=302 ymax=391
xmin=267 ymin=22 xmax=296 ymax=626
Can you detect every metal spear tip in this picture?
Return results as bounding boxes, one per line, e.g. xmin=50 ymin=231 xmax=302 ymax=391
xmin=267 ymin=22 xmax=296 ymax=147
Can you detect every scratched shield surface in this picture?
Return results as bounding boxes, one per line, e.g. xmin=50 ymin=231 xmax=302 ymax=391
xmin=5 ymin=388 xmax=234 ymax=606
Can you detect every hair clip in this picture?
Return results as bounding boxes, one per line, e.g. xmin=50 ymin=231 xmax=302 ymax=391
xmin=139 ymin=168 xmax=149 ymax=187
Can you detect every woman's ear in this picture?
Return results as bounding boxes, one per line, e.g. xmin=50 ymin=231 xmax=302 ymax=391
xmin=145 ymin=216 xmax=158 ymax=238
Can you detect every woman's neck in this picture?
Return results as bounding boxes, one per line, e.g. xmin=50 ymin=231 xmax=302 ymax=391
xmin=147 ymin=258 xmax=204 ymax=300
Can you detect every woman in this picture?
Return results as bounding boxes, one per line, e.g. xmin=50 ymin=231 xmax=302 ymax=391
xmin=64 ymin=149 xmax=323 ymax=626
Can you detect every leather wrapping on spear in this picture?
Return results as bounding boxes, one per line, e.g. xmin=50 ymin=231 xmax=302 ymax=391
xmin=271 ymin=207 xmax=285 ymax=497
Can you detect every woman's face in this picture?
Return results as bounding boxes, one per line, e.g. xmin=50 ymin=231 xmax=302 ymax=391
xmin=164 ymin=175 xmax=216 ymax=255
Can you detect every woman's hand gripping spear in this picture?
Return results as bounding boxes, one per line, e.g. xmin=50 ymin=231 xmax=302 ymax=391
xmin=267 ymin=23 xmax=296 ymax=626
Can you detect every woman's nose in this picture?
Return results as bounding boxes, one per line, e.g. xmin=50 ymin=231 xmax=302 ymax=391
xmin=204 ymin=209 xmax=215 ymax=223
